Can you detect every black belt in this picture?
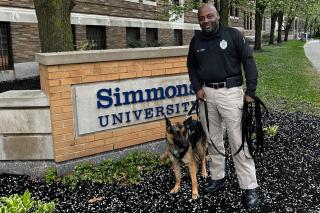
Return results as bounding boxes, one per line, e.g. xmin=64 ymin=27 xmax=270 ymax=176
xmin=204 ymin=82 xmax=226 ymax=89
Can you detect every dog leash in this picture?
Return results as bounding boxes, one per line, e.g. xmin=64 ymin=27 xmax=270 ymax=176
xmin=203 ymin=100 xmax=228 ymax=157
xmin=202 ymin=96 xmax=268 ymax=158
xmin=184 ymin=98 xmax=227 ymax=157
xmin=233 ymin=96 xmax=269 ymax=158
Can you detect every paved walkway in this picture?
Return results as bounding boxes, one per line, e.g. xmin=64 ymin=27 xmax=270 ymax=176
xmin=304 ymin=39 xmax=320 ymax=72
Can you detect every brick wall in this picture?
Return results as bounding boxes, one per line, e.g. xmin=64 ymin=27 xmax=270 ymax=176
xmin=106 ymin=27 xmax=126 ymax=49
xmin=183 ymin=30 xmax=195 ymax=46
xmin=11 ymin=22 xmax=40 ymax=63
xmin=0 ymin=0 xmax=34 ymax=8
xmin=159 ymin=29 xmax=173 ymax=46
xmin=39 ymin=54 xmax=188 ymax=162
xmin=74 ymin=0 xmax=166 ymax=21
xmin=74 ymin=25 xmax=86 ymax=50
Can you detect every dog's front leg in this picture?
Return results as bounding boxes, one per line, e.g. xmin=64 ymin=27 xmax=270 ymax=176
xmin=170 ymin=160 xmax=181 ymax=194
xmin=201 ymin=153 xmax=208 ymax=179
xmin=188 ymin=160 xmax=199 ymax=199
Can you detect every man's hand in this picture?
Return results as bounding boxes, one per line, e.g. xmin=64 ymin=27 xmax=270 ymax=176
xmin=244 ymin=95 xmax=254 ymax=103
xmin=196 ymin=89 xmax=207 ymax=101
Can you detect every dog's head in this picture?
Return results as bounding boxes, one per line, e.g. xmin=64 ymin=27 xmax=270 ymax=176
xmin=165 ymin=116 xmax=188 ymax=147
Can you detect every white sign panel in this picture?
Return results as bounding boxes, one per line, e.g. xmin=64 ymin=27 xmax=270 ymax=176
xmin=73 ymin=74 xmax=196 ymax=135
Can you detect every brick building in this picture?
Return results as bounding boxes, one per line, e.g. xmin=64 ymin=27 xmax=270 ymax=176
xmin=0 ymin=0 xmax=264 ymax=81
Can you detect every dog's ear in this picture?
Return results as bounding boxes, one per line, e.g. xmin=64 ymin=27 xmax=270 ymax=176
xmin=164 ymin=115 xmax=176 ymax=134
xmin=164 ymin=114 xmax=172 ymax=129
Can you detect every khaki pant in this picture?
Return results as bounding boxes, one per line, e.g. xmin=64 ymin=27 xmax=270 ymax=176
xmin=199 ymin=86 xmax=258 ymax=190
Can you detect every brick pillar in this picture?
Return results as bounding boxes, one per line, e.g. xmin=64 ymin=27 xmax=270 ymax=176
xmin=106 ymin=26 xmax=126 ymax=49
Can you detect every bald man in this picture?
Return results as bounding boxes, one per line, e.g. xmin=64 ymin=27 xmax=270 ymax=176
xmin=187 ymin=3 xmax=259 ymax=209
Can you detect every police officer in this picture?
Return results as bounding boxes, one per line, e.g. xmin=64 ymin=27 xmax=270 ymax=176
xmin=187 ymin=3 xmax=259 ymax=209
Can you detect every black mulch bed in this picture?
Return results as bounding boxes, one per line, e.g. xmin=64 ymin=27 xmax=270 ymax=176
xmin=0 ymin=77 xmax=40 ymax=93
xmin=1 ymin=111 xmax=320 ymax=212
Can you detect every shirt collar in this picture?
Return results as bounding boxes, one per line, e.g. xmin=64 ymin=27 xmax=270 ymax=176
xmin=200 ymin=22 xmax=224 ymax=40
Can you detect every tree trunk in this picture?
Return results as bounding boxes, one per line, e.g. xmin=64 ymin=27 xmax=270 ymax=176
xmin=33 ymin=0 xmax=75 ymax=53
xmin=304 ymin=17 xmax=309 ymax=33
xmin=284 ymin=17 xmax=294 ymax=41
xmin=277 ymin=11 xmax=284 ymax=44
xmin=254 ymin=0 xmax=266 ymax=51
xmin=220 ymin=0 xmax=229 ymax=27
xmin=269 ymin=11 xmax=277 ymax=45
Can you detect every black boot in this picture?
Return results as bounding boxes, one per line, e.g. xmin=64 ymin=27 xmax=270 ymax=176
xmin=204 ymin=178 xmax=225 ymax=193
xmin=242 ymin=188 xmax=259 ymax=209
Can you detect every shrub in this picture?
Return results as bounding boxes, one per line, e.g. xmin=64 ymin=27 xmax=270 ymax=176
xmin=60 ymin=151 xmax=168 ymax=188
xmin=44 ymin=167 xmax=58 ymax=184
xmin=263 ymin=125 xmax=279 ymax=139
xmin=0 ymin=190 xmax=55 ymax=213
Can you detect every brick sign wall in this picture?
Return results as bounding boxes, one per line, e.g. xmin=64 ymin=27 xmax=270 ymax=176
xmin=37 ymin=47 xmax=191 ymax=162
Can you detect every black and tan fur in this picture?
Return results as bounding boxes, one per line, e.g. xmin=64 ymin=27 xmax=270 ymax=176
xmin=161 ymin=117 xmax=207 ymax=199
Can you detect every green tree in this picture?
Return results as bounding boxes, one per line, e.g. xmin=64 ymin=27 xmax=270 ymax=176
xmin=267 ymin=0 xmax=286 ymax=44
xmin=254 ymin=0 xmax=267 ymax=50
xmin=277 ymin=11 xmax=284 ymax=43
xmin=220 ymin=0 xmax=229 ymax=26
xmin=161 ymin=0 xmax=231 ymax=26
xmin=33 ymin=0 xmax=75 ymax=53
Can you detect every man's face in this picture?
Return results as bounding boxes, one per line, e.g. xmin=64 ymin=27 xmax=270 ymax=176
xmin=198 ymin=5 xmax=220 ymax=33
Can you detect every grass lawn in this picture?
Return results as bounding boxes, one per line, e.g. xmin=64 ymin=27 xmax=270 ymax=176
xmin=254 ymin=40 xmax=320 ymax=115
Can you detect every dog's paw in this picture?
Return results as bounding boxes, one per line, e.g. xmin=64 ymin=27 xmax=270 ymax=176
xmin=170 ymin=187 xmax=180 ymax=194
xmin=192 ymin=193 xmax=200 ymax=200
xmin=202 ymin=170 xmax=208 ymax=179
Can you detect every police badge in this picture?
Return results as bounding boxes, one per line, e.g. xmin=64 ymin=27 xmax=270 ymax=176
xmin=220 ymin=39 xmax=228 ymax=50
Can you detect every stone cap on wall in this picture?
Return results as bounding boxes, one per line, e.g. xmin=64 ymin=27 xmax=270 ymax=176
xmin=35 ymin=46 xmax=189 ymax=66
xmin=0 ymin=90 xmax=49 ymax=107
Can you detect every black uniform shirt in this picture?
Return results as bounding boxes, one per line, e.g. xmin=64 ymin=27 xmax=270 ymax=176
xmin=187 ymin=23 xmax=258 ymax=98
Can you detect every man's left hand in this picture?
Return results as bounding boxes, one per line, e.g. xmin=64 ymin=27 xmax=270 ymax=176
xmin=244 ymin=95 xmax=255 ymax=103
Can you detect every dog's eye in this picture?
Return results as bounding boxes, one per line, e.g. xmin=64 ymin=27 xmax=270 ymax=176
xmin=167 ymin=127 xmax=175 ymax=134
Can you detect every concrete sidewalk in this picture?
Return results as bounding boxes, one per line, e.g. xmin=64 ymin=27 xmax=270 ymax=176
xmin=304 ymin=40 xmax=320 ymax=72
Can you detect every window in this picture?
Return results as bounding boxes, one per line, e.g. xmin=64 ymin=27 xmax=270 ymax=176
xmin=72 ymin=25 xmax=77 ymax=50
xmin=243 ymin=11 xmax=247 ymax=29
xmin=146 ymin=28 xmax=158 ymax=46
xmin=249 ymin=12 xmax=253 ymax=30
xmin=0 ymin=22 xmax=13 ymax=71
xmin=244 ymin=11 xmax=253 ymax=30
xmin=174 ymin=29 xmax=183 ymax=46
xmin=235 ymin=7 xmax=239 ymax=17
xmin=126 ymin=27 xmax=140 ymax=47
xmin=86 ymin=25 xmax=106 ymax=50
xmin=229 ymin=4 xmax=234 ymax=16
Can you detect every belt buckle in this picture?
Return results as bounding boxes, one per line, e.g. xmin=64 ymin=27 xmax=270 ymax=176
xmin=218 ymin=82 xmax=225 ymax=88
xmin=214 ymin=82 xmax=224 ymax=89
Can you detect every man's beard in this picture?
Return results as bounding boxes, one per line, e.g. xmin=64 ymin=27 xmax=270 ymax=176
xmin=202 ymin=22 xmax=219 ymax=34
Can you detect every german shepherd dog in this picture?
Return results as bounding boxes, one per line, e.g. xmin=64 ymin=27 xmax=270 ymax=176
xmin=161 ymin=116 xmax=207 ymax=199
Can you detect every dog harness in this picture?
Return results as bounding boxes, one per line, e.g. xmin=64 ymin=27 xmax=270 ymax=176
xmin=167 ymin=139 xmax=189 ymax=161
